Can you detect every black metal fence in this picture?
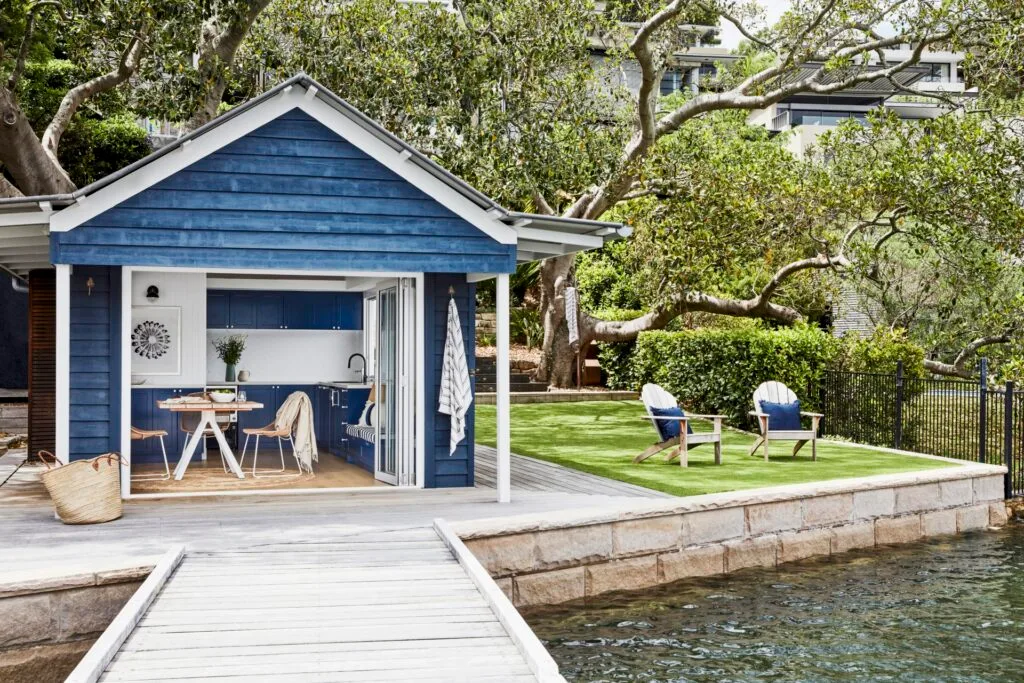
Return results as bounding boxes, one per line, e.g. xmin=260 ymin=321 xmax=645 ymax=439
xmin=817 ymin=360 xmax=1023 ymax=498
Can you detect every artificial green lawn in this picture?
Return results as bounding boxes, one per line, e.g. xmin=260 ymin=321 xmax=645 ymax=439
xmin=475 ymin=400 xmax=958 ymax=497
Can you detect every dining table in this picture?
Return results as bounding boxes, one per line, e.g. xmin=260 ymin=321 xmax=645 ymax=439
xmin=157 ymin=398 xmax=264 ymax=480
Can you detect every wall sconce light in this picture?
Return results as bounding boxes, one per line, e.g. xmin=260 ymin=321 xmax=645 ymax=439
xmin=146 ymin=285 xmax=160 ymax=303
xmin=86 ymin=277 xmax=95 ymax=296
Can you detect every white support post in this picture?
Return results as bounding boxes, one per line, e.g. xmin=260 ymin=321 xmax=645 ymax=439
xmin=55 ymin=264 xmax=71 ymax=464
xmin=496 ymin=273 xmax=511 ymax=503
xmin=120 ymin=267 xmax=132 ymax=498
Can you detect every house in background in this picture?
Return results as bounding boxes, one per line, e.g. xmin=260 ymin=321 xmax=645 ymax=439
xmin=0 ymin=74 xmax=628 ymax=500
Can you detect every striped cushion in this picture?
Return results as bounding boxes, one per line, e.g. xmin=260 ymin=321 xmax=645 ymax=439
xmin=345 ymin=424 xmax=377 ymax=444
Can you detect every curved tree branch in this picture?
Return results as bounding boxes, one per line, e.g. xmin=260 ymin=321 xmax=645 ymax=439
xmin=583 ymin=249 xmax=850 ymax=345
xmin=579 ymin=28 xmax=955 ymax=221
xmin=923 ymin=334 xmax=1013 ymax=378
xmin=41 ymin=31 xmax=145 ymax=169
xmin=0 ymin=173 xmax=24 ymax=198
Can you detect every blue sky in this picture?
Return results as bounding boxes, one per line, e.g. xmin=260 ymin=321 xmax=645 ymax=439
xmin=718 ymin=0 xmax=789 ymax=49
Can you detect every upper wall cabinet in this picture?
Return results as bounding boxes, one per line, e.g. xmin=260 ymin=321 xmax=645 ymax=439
xmin=208 ymin=290 xmax=362 ymax=330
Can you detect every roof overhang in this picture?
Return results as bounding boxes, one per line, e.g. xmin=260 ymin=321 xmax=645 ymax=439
xmin=502 ymin=212 xmax=631 ymax=263
xmin=0 ymin=204 xmax=54 ymax=280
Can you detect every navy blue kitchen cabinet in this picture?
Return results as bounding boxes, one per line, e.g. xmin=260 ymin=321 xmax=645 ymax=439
xmin=207 ymin=292 xmax=230 ymax=328
xmin=237 ymin=384 xmax=318 ymax=453
xmin=283 ymin=292 xmax=315 ymax=329
xmin=237 ymin=385 xmax=276 ymax=432
xmin=229 ymin=293 xmax=258 ymax=328
xmin=255 ymin=294 xmax=283 ymax=329
xmin=130 ymin=387 xmax=201 ymax=463
xmin=314 ymin=293 xmax=363 ymax=330
xmin=208 ymin=290 xmax=362 ymax=330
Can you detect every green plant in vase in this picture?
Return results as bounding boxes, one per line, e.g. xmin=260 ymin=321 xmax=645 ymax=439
xmin=212 ymin=335 xmax=247 ymax=382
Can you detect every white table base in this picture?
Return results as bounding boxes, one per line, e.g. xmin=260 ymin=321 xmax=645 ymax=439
xmin=172 ymin=409 xmax=244 ymax=480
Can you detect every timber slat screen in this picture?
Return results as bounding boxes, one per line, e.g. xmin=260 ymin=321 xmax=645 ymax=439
xmin=818 ymin=362 xmax=1023 ymax=498
xmin=27 ymin=270 xmax=55 ymax=461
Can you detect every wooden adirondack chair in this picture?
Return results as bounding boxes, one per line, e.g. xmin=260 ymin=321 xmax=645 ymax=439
xmin=748 ymin=381 xmax=822 ymax=461
xmin=635 ymin=383 xmax=724 ymax=467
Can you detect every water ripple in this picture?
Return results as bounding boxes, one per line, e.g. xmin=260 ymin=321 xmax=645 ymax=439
xmin=527 ymin=526 xmax=1024 ymax=682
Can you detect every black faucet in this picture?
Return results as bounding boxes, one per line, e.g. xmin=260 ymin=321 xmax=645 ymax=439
xmin=348 ymin=353 xmax=367 ymax=384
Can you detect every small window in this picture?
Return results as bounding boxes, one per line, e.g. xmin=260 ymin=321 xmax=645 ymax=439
xmin=920 ymin=62 xmax=950 ymax=83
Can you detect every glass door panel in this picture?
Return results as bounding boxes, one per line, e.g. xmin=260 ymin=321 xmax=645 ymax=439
xmin=375 ymin=286 xmax=398 ymax=484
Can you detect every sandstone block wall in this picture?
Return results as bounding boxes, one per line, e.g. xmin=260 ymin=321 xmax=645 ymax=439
xmin=0 ymin=565 xmax=150 ymax=683
xmin=457 ymin=466 xmax=1008 ymax=609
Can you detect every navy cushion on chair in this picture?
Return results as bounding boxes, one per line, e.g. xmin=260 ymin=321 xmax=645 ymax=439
xmin=650 ymin=406 xmax=693 ymax=442
xmin=760 ymin=400 xmax=802 ymax=430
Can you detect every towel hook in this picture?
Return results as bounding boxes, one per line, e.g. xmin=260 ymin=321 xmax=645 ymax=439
xmin=448 ymin=285 xmax=455 ymax=297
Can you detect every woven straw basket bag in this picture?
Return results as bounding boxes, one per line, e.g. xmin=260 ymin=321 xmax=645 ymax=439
xmin=39 ymin=451 xmax=123 ymax=524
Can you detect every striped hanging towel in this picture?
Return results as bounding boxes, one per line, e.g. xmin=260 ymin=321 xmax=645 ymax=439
xmin=565 ymin=286 xmax=580 ymax=346
xmin=438 ymin=297 xmax=473 ymax=455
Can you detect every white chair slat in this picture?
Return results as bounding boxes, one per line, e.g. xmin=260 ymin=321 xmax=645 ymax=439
xmin=752 ymin=381 xmax=798 ymax=413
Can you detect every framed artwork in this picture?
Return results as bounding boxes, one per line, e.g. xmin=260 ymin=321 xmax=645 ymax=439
xmin=131 ymin=306 xmax=181 ymax=375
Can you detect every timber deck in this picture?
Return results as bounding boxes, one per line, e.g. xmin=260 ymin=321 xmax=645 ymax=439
xmin=96 ymin=528 xmax=557 ymax=682
xmin=475 ymin=445 xmax=669 ymax=498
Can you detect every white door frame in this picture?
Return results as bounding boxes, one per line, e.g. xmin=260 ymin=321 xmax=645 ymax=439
xmin=118 ymin=265 xmax=424 ymax=498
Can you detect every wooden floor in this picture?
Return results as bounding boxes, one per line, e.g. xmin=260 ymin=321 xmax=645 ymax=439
xmin=101 ymin=528 xmax=543 ymax=682
xmin=475 ymin=445 xmax=669 ymax=498
xmin=131 ymin=451 xmax=379 ymax=494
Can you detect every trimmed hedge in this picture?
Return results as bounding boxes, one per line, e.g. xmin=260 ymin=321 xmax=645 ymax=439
xmin=603 ymin=325 xmax=840 ymax=426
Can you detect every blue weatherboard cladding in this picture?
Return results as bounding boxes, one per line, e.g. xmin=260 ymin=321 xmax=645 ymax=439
xmin=50 ymin=109 xmax=516 ymax=274
xmin=69 ymin=266 xmax=121 ymax=461
xmin=423 ymin=274 xmax=476 ymax=488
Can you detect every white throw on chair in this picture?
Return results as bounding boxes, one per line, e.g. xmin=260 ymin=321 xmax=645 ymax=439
xmin=635 ymin=383 xmax=724 ymax=467
xmin=748 ymin=381 xmax=822 ymax=461
xmin=238 ymin=392 xmax=317 ymax=477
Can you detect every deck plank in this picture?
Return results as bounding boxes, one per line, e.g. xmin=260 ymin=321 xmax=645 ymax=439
xmin=100 ymin=529 xmax=554 ymax=682
xmin=475 ymin=444 xmax=669 ymax=498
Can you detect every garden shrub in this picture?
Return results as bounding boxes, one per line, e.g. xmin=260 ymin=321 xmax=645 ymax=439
xmin=622 ymin=324 xmax=840 ymax=426
xmin=835 ymin=328 xmax=926 ymax=378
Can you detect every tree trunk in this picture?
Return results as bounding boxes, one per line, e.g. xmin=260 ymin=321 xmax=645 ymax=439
xmin=0 ymin=87 xmax=75 ymax=196
xmin=534 ymin=254 xmax=575 ymax=387
xmin=184 ymin=0 xmax=273 ymax=131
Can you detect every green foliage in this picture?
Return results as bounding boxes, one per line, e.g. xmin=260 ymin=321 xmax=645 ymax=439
xmin=212 ymin=335 xmax=247 ymax=365
xmin=240 ymin=0 xmax=626 ymax=211
xmin=11 ymin=60 xmax=151 ymax=186
xmin=835 ymin=329 xmax=926 ymax=378
xmin=58 ymin=114 xmax=151 ymax=187
xmin=510 ymin=308 xmax=543 ymax=349
xmin=604 ymin=325 xmax=839 ymax=425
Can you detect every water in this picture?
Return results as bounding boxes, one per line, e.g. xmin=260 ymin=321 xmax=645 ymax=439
xmin=527 ymin=526 xmax=1024 ymax=682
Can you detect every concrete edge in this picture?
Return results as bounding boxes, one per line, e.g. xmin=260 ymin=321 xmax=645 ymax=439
xmin=453 ymin=462 xmax=1006 ymax=539
xmin=433 ymin=518 xmax=565 ymax=683
xmin=64 ymin=545 xmax=185 ymax=683
xmin=0 ymin=562 xmax=158 ymax=600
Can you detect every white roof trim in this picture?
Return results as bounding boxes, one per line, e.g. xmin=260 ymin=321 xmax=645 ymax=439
xmin=50 ymin=85 xmax=518 ymax=245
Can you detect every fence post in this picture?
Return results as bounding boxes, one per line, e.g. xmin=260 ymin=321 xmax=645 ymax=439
xmin=979 ymin=357 xmax=988 ymax=464
xmin=1005 ymin=381 xmax=1015 ymax=499
xmin=894 ymin=361 xmax=904 ymax=450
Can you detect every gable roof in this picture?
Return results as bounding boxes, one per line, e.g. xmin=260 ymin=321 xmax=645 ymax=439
xmin=0 ymin=74 xmax=629 ymax=279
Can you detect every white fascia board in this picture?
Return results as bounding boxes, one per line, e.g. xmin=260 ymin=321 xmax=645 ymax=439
xmin=299 ymin=96 xmax=517 ymax=245
xmin=51 ymin=88 xmax=309 ymax=233
xmin=513 ymin=225 xmax=604 ymax=249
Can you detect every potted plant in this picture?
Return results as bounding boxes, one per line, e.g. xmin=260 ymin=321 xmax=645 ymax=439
xmin=212 ymin=335 xmax=247 ymax=382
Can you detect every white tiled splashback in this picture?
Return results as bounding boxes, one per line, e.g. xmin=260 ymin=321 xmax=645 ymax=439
xmin=206 ymin=329 xmax=364 ymax=384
